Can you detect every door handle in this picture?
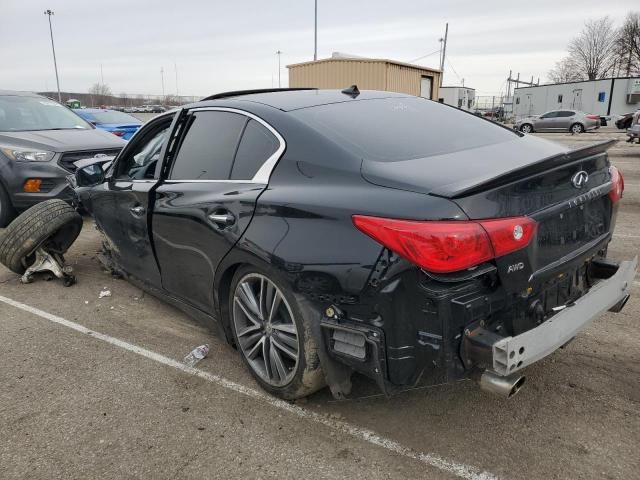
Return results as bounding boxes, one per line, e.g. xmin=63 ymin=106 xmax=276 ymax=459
xmin=208 ymin=212 xmax=236 ymax=227
xmin=130 ymin=206 xmax=146 ymax=216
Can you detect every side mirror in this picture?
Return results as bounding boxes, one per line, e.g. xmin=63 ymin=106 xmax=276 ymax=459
xmin=75 ymin=163 xmax=105 ymax=187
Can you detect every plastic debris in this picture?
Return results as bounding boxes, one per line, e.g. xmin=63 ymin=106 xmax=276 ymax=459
xmin=183 ymin=344 xmax=210 ymax=367
xmin=99 ymin=288 xmax=112 ymax=298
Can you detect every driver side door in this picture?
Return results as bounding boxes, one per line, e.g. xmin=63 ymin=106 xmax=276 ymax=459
xmin=91 ymin=113 xmax=175 ymax=288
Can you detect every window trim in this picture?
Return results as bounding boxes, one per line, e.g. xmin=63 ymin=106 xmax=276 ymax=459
xmin=165 ymin=106 xmax=285 ymax=184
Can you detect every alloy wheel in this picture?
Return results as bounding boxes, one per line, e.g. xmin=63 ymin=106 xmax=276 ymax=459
xmin=520 ymin=124 xmax=532 ymax=133
xmin=232 ymin=273 xmax=300 ymax=387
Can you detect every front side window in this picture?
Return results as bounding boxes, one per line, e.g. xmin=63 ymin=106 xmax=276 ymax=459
xmin=230 ymin=119 xmax=279 ymax=180
xmin=116 ymin=120 xmax=171 ymax=179
xmin=0 ymin=95 xmax=91 ymax=132
xmin=170 ymin=111 xmax=246 ymax=180
xmin=540 ymin=112 xmax=558 ymax=119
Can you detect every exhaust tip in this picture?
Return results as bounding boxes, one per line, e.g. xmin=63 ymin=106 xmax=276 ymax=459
xmin=480 ymin=370 xmax=526 ymax=398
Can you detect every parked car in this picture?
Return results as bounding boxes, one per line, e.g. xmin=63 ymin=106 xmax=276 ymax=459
xmin=515 ymin=110 xmax=600 ymax=133
xmin=0 ymin=90 xmax=125 ymax=227
xmin=73 ymin=108 xmax=142 ymax=140
xmin=616 ymin=111 xmax=636 ymax=130
xmin=0 ymin=89 xmax=634 ymax=400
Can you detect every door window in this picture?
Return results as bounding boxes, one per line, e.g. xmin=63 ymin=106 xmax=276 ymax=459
xmin=115 ymin=120 xmax=172 ymax=180
xmin=230 ymin=119 xmax=279 ymax=180
xmin=170 ymin=111 xmax=246 ymax=180
xmin=540 ymin=112 xmax=558 ymax=119
xmin=557 ymin=111 xmax=575 ymax=117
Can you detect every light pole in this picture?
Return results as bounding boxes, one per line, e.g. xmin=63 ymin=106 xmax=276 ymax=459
xmin=43 ymin=9 xmax=61 ymax=103
xmin=160 ymin=66 xmax=165 ymax=99
xmin=276 ymin=50 xmax=282 ymax=88
xmin=314 ymin=0 xmax=318 ymax=61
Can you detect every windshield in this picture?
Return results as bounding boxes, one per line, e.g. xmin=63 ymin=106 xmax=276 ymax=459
xmin=294 ymin=97 xmax=519 ymax=162
xmin=0 ymin=95 xmax=91 ymax=132
xmin=84 ymin=110 xmax=140 ymax=125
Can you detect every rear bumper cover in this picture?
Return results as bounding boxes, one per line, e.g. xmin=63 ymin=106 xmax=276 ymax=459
xmin=489 ymin=256 xmax=637 ymax=376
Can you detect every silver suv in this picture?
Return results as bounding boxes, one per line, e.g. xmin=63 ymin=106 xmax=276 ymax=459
xmin=515 ymin=110 xmax=600 ymax=134
xmin=0 ymin=91 xmax=125 ymax=226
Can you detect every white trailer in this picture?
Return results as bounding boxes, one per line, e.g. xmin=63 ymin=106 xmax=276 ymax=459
xmin=513 ymin=77 xmax=640 ymax=122
xmin=438 ymin=86 xmax=476 ymax=111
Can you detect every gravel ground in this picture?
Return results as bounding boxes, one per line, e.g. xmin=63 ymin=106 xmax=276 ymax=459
xmin=0 ymin=127 xmax=638 ymax=479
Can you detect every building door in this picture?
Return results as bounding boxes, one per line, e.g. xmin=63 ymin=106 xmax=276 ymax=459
xmin=525 ymin=94 xmax=533 ymax=116
xmin=420 ymin=77 xmax=433 ymax=99
xmin=572 ymin=89 xmax=583 ymax=110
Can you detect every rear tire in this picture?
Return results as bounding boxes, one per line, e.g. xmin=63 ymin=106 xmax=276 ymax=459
xmin=0 ymin=199 xmax=82 ymax=275
xmin=0 ymin=184 xmax=16 ymax=228
xmin=570 ymin=123 xmax=585 ymax=134
xmin=229 ymin=265 xmax=325 ymax=399
xmin=519 ymin=123 xmax=533 ymax=133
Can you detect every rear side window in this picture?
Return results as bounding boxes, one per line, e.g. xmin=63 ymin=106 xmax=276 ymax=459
xmin=170 ymin=111 xmax=246 ymax=180
xmin=293 ymin=97 xmax=518 ymax=162
xmin=557 ymin=111 xmax=574 ymax=117
xmin=230 ymin=119 xmax=279 ymax=180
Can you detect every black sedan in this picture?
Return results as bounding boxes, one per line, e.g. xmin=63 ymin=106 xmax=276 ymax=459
xmin=0 ymin=88 xmax=635 ymax=400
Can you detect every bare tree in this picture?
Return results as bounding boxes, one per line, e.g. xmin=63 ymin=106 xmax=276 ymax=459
xmin=88 ymin=83 xmax=112 ymax=106
xmin=615 ymin=12 xmax=640 ymax=76
xmin=548 ymin=57 xmax=585 ymax=83
xmin=568 ymin=17 xmax=617 ymax=80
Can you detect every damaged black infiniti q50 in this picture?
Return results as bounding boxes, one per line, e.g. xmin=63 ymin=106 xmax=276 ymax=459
xmin=0 ymin=88 xmax=635 ymax=400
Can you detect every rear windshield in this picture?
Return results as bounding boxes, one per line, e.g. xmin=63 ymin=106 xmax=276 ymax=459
xmin=293 ymin=97 xmax=518 ymax=161
xmin=83 ymin=110 xmax=140 ymax=125
xmin=0 ymin=95 xmax=91 ymax=132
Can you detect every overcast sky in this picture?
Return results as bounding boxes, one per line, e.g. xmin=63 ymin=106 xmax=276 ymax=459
xmin=1 ymin=0 xmax=637 ymax=98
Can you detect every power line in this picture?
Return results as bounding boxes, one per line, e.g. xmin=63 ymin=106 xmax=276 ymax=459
xmin=407 ymin=48 xmax=441 ymax=64
xmin=445 ymin=57 xmax=462 ymax=83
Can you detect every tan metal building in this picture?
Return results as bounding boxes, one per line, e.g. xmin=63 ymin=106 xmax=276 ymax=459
xmin=287 ymin=57 xmax=441 ymax=99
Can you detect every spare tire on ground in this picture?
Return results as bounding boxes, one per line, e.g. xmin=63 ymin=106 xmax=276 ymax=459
xmin=0 ymin=199 xmax=82 ymax=275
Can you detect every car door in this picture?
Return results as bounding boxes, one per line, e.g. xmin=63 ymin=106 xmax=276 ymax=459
xmin=92 ymin=113 xmax=175 ymax=287
xmin=534 ymin=111 xmax=557 ymax=131
xmin=555 ymin=110 xmax=575 ymax=130
xmin=152 ymin=107 xmax=283 ymax=312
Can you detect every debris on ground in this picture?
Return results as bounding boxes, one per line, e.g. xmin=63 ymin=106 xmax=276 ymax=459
xmin=183 ymin=344 xmax=210 ymax=367
xmin=98 ymin=288 xmax=112 ymax=298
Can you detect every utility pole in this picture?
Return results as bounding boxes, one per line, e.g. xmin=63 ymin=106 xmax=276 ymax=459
xmin=160 ymin=66 xmax=165 ymax=98
xmin=314 ymin=0 xmax=318 ymax=60
xmin=276 ymin=50 xmax=282 ymax=88
xmin=439 ymin=22 xmax=448 ymax=86
xmin=100 ymin=63 xmax=104 ymax=84
xmin=43 ymin=9 xmax=61 ymax=103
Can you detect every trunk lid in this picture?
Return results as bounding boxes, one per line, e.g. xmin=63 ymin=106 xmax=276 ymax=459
xmin=362 ymin=137 xmax=617 ymax=280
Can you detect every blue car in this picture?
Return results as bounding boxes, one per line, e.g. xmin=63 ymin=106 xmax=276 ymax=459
xmin=73 ymin=108 xmax=142 ymax=140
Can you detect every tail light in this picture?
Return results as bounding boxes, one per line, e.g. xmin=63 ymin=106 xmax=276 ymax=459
xmin=352 ymin=215 xmax=537 ymax=274
xmin=586 ymin=114 xmax=600 ymax=120
xmin=609 ymin=166 xmax=624 ymax=203
xmin=112 ymin=130 xmax=126 ymax=137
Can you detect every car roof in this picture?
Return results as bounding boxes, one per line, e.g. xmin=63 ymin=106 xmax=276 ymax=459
xmin=0 ymin=90 xmax=46 ymax=98
xmin=194 ymin=89 xmax=412 ymax=112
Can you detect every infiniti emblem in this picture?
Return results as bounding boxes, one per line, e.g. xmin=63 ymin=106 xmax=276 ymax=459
xmin=571 ymin=171 xmax=589 ymax=189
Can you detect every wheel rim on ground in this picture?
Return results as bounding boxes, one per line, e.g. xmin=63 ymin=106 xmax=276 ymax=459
xmin=232 ymin=273 xmax=300 ymax=387
xmin=572 ymin=124 xmax=582 ymax=133
xmin=521 ymin=124 xmax=532 ymax=133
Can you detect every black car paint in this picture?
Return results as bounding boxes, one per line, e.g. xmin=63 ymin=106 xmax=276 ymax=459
xmin=75 ymin=90 xmax=621 ymax=397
